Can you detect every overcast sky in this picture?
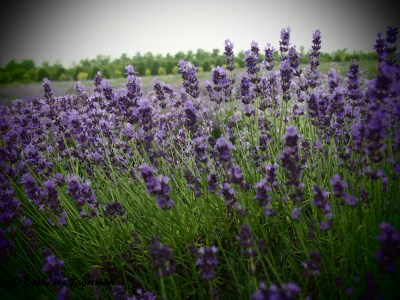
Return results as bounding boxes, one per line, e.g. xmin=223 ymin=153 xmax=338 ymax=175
xmin=0 ymin=0 xmax=398 ymax=67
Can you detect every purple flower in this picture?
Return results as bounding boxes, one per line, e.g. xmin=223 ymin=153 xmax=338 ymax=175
xmin=139 ymin=164 xmax=174 ymax=210
xmin=58 ymin=211 xmax=67 ymax=226
xmin=126 ymin=72 xmax=142 ymax=102
xmin=66 ymin=175 xmax=97 ymax=208
xmin=346 ymin=60 xmax=364 ymax=114
xmin=75 ymin=81 xmax=86 ymax=96
xmin=101 ymin=79 xmax=114 ymax=101
xmin=254 ymin=178 xmax=272 ymax=207
xmin=264 ymin=43 xmax=275 ymax=71
xmin=42 ymin=251 xmax=67 ymax=283
xmin=245 ymin=44 xmax=260 ymax=76
xmin=219 ymin=182 xmax=237 ymax=206
xmin=302 ymin=250 xmax=322 ymax=278
xmin=43 ymin=179 xmax=61 ymax=213
xmin=178 ymin=60 xmax=200 ymax=98
xmin=125 ymin=65 xmax=136 ymax=76
xmin=328 ymin=68 xmax=340 ymax=93
xmin=374 ymin=222 xmax=400 ymax=273
xmin=43 ymin=78 xmax=53 ymax=100
xmin=237 ymin=224 xmax=257 ymax=258
xmin=291 ymin=207 xmax=301 ymax=220
xmin=288 ymin=47 xmax=301 ymax=76
xmin=283 ymin=126 xmax=299 ymax=148
xmin=224 ymin=39 xmax=235 ymax=72
xmin=227 ymin=165 xmax=245 ymax=186
xmin=364 ymin=109 xmax=387 ymax=163
xmin=206 ymin=66 xmax=232 ymax=104
xmin=279 ymin=127 xmax=302 ymax=190
xmin=112 ymin=286 xmax=156 ymax=300
xmin=244 ymin=104 xmax=254 ymax=117
xmin=104 ymin=201 xmax=125 ymax=219
xmin=343 ymin=193 xmax=358 ymax=207
xmin=67 ymin=110 xmax=83 ymax=135
xmin=192 ymin=137 xmax=208 ymax=163
xmin=240 ymin=76 xmax=254 ymax=105
xmin=252 ymin=281 xmax=301 ymax=300
xmin=280 ymin=60 xmax=293 ymax=102
xmin=374 ymin=32 xmax=387 ymax=63
xmin=153 ymin=79 xmax=167 ymax=108
xmin=93 ymin=71 xmax=103 ymax=93
xmin=279 ymin=27 xmax=291 ymax=60
xmin=183 ymin=100 xmax=198 ymax=131
xmin=215 ymin=137 xmax=234 ymax=163
xmin=0 ymin=188 xmax=20 ymax=225
xmin=311 ymin=185 xmax=333 ymax=229
xmin=196 ymin=246 xmax=218 ymax=280
xmin=306 ymin=29 xmax=322 ymax=88
xmin=21 ymin=173 xmax=43 ymax=207
xmin=265 ymin=163 xmax=278 ymax=188
xmin=150 ymin=236 xmax=176 ymax=277
xmin=207 ymin=172 xmax=218 ymax=194
xmin=330 ymin=174 xmax=347 ymax=197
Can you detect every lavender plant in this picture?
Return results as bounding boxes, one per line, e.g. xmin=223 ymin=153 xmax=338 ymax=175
xmin=0 ymin=26 xmax=399 ymax=300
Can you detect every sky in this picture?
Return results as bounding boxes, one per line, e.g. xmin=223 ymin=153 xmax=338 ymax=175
xmin=0 ymin=0 xmax=399 ymax=68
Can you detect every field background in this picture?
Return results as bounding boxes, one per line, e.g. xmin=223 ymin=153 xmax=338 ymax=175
xmin=0 ymin=60 xmax=378 ymax=105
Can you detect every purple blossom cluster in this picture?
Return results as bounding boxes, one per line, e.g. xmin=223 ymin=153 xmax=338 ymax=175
xmin=42 ymin=250 xmax=68 ymax=299
xmin=311 ymin=185 xmax=333 ymax=230
xmin=279 ymin=126 xmax=304 ymax=217
xmin=330 ymin=175 xmax=358 ymax=207
xmin=21 ymin=173 xmax=69 ymax=224
xmin=224 ymin=39 xmax=235 ymax=72
xmin=252 ymin=281 xmax=301 ymax=300
xmin=306 ymin=29 xmax=322 ymax=88
xmin=264 ymin=43 xmax=275 ymax=71
xmin=112 ymin=286 xmax=156 ymax=300
xmin=279 ymin=27 xmax=291 ymax=60
xmin=237 ymin=224 xmax=257 ymax=258
xmin=104 ymin=200 xmax=126 ymax=219
xmin=66 ymin=175 xmax=98 ymax=217
xmin=302 ymin=250 xmax=322 ymax=278
xmin=245 ymin=41 xmax=261 ymax=78
xmin=205 ymin=66 xmax=233 ymax=104
xmin=139 ymin=164 xmax=174 ymax=210
xmin=150 ymin=236 xmax=176 ymax=277
xmin=0 ymin=185 xmax=20 ymax=227
xmin=195 ymin=246 xmax=218 ymax=280
xmin=374 ymin=222 xmax=400 ymax=273
xmin=178 ymin=60 xmax=200 ymax=98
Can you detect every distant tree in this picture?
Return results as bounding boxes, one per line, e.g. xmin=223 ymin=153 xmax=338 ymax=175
xmin=171 ymin=66 xmax=179 ymax=74
xmin=77 ymin=72 xmax=89 ymax=80
xmin=158 ymin=67 xmax=166 ymax=75
xmin=202 ymin=60 xmax=211 ymax=72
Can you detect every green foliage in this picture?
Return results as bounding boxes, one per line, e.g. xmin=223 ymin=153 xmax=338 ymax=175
xmin=0 ymin=48 xmax=379 ymax=84
xmin=157 ymin=67 xmax=166 ymax=75
xmin=58 ymin=73 xmax=69 ymax=81
xmin=171 ymin=66 xmax=179 ymax=75
xmin=77 ymin=72 xmax=89 ymax=81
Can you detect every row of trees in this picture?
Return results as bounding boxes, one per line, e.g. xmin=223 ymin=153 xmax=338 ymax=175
xmin=0 ymin=48 xmax=377 ymax=84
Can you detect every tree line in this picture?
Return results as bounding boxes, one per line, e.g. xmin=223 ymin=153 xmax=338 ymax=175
xmin=0 ymin=48 xmax=377 ymax=84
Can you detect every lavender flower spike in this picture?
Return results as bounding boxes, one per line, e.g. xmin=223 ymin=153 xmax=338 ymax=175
xmin=196 ymin=246 xmax=219 ymax=280
xmin=150 ymin=236 xmax=176 ymax=277
xmin=224 ymin=39 xmax=235 ymax=71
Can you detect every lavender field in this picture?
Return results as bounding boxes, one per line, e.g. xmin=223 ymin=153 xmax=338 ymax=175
xmin=1 ymin=27 xmax=399 ymax=299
